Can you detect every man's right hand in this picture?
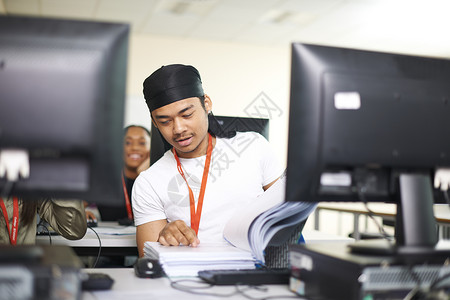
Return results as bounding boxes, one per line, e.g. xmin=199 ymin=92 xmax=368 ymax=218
xmin=158 ymin=220 xmax=200 ymax=247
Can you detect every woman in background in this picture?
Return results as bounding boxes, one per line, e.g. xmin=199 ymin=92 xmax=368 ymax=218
xmin=84 ymin=125 xmax=150 ymax=267
xmin=86 ymin=125 xmax=151 ymax=223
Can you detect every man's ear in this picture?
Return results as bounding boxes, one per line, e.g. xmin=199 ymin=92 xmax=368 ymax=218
xmin=204 ymin=94 xmax=213 ymax=113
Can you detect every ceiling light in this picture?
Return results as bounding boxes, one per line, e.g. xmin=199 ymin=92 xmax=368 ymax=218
xmin=155 ymin=0 xmax=218 ymax=17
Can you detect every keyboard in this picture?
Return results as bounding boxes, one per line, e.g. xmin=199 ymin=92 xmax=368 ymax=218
xmin=198 ymin=268 xmax=290 ymax=285
xmin=36 ymin=230 xmax=59 ymax=236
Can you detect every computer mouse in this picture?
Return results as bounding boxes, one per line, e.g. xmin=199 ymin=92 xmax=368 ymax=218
xmin=134 ymin=257 xmax=164 ymax=278
xmin=87 ymin=218 xmax=98 ymax=228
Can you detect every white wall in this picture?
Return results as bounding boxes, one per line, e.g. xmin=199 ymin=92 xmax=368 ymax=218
xmin=124 ymin=34 xmax=291 ymax=166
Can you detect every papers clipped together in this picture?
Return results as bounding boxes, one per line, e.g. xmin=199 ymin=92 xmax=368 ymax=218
xmin=143 ymin=241 xmax=256 ymax=277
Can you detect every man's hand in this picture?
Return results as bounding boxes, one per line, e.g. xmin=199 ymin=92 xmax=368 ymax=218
xmin=158 ymin=220 xmax=200 ymax=247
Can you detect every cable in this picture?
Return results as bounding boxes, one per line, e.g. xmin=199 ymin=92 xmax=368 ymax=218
xmin=169 ymin=278 xmax=240 ymax=297
xmin=428 ymin=268 xmax=450 ymax=294
xmin=402 ymin=286 xmax=421 ymax=300
xmin=36 ymin=222 xmax=53 ymax=245
xmin=401 ymin=264 xmax=423 ymax=300
xmin=235 ymin=284 xmax=300 ymax=300
xmin=357 ymin=184 xmax=428 ymax=300
xmin=443 ymin=190 xmax=450 ymax=207
xmin=357 ymin=184 xmax=394 ymax=242
xmin=169 ymin=278 xmax=301 ymax=300
xmin=88 ymin=226 xmax=102 ymax=268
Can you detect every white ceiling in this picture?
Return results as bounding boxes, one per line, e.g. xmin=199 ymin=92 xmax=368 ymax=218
xmin=1 ymin=0 xmax=450 ymax=58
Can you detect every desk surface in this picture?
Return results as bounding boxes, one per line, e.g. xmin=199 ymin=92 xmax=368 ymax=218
xmin=36 ymin=223 xmax=351 ymax=251
xmin=81 ymin=268 xmax=301 ymax=300
xmin=37 ymin=222 xmax=136 ymax=247
xmin=316 ymin=202 xmax=450 ymax=223
xmin=302 ymin=229 xmax=354 ymax=243
xmin=36 ymin=222 xmax=137 ymax=256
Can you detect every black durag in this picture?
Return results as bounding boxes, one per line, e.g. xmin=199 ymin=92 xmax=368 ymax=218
xmin=143 ymin=64 xmax=236 ymax=152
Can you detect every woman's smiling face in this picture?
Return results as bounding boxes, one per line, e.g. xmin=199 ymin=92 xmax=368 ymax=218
xmin=123 ymin=126 xmax=150 ymax=170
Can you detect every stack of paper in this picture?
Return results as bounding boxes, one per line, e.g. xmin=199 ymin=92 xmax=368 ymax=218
xmin=144 ymin=241 xmax=256 ymax=277
xmin=248 ymin=201 xmax=317 ymax=263
xmin=223 ymin=173 xmax=317 ymax=265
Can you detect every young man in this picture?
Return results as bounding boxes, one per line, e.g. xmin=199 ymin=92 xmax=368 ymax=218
xmin=132 ymin=64 xmax=283 ymax=257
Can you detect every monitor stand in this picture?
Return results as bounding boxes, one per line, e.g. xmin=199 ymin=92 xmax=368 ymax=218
xmin=348 ymin=173 xmax=450 ymax=262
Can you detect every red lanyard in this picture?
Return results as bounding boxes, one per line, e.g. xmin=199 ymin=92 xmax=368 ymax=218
xmin=172 ymin=133 xmax=213 ymax=235
xmin=0 ymin=197 xmax=19 ymax=245
xmin=121 ymin=173 xmax=133 ymax=220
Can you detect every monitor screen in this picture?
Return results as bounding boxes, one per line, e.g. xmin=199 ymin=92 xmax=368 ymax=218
xmin=150 ymin=115 xmax=269 ymax=166
xmin=0 ymin=16 xmax=129 ymax=206
xmin=286 ymin=43 xmax=450 ymax=256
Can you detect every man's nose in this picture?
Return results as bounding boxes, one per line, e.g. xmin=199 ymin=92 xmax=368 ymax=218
xmin=172 ymin=117 xmax=187 ymax=134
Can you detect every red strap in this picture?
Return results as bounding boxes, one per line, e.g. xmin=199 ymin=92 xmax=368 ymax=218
xmin=0 ymin=197 xmax=19 ymax=245
xmin=121 ymin=173 xmax=133 ymax=220
xmin=172 ymin=133 xmax=213 ymax=235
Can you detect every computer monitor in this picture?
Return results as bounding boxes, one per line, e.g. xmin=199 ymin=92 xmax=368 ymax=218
xmin=286 ymin=43 xmax=450 ymax=256
xmin=0 ymin=16 xmax=129 ymax=206
xmin=150 ymin=115 xmax=269 ymax=166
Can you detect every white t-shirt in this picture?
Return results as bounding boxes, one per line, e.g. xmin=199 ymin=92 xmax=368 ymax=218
xmin=132 ymin=131 xmax=284 ymax=242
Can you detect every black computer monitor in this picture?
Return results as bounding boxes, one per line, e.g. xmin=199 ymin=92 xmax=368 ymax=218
xmin=0 ymin=16 xmax=129 ymax=206
xmin=150 ymin=115 xmax=269 ymax=166
xmin=286 ymin=43 xmax=450 ymax=256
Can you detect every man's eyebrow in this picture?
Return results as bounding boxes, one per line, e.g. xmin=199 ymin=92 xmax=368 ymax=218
xmin=179 ymin=104 xmax=195 ymax=114
xmin=154 ymin=104 xmax=195 ymax=120
xmin=153 ymin=114 xmax=168 ymax=120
